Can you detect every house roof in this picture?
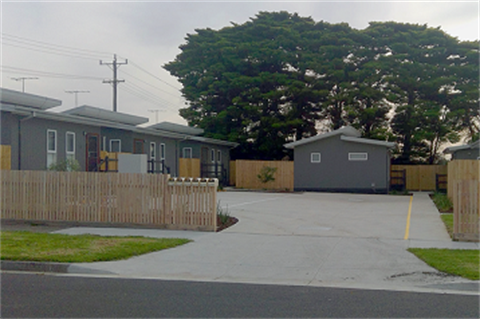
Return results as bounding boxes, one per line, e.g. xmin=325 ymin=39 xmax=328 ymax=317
xmin=443 ymin=140 xmax=479 ymax=153
xmin=148 ymin=121 xmax=204 ymax=136
xmin=63 ymin=105 xmax=149 ymax=126
xmin=1 ymin=88 xmax=238 ymax=148
xmin=340 ymin=135 xmax=396 ymax=148
xmin=284 ymin=126 xmax=360 ymax=149
xmin=186 ymin=135 xmax=239 ymax=148
xmin=284 ymin=126 xmax=395 ymax=149
xmin=0 ymin=87 xmax=61 ymax=110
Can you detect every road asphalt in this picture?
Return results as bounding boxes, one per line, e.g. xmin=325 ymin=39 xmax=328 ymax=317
xmin=2 ymin=191 xmax=479 ymax=295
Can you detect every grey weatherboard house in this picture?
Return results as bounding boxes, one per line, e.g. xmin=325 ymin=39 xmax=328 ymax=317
xmin=0 ymin=88 xmax=237 ymax=184
xmin=284 ymin=126 xmax=395 ymax=194
xmin=443 ymin=140 xmax=479 ymax=160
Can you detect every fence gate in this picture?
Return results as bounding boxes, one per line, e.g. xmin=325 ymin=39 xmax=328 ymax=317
xmin=390 ymin=169 xmax=406 ymax=191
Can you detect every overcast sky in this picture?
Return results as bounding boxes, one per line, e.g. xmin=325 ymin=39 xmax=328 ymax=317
xmin=1 ymin=0 xmax=478 ymax=126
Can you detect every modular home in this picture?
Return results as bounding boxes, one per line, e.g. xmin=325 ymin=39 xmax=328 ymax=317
xmin=443 ymin=141 xmax=479 ymax=160
xmin=0 ymin=88 xmax=237 ymax=184
xmin=284 ymin=126 xmax=395 ymax=193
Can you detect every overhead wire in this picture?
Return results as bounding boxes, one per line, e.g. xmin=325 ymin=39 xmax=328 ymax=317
xmin=3 ymin=41 xmax=102 ymax=61
xmin=1 ymin=66 xmax=104 ymax=80
xmin=127 ymin=60 xmax=181 ymax=91
xmin=122 ymin=82 xmax=183 ymax=112
xmin=120 ymin=69 xmax=181 ymax=98
xmin=2 ymin=33 xmax=112 ymax=59
xmin=2 ymin=32 xmax=186 ymax=112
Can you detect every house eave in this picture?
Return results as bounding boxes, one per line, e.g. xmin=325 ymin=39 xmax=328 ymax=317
xmin=0 ymin=88 xmax=61 ymax=110
xmin=340 ymin=135 xmax=396 ymax=148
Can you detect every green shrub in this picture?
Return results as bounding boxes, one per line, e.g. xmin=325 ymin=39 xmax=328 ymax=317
xmin=257 ymin=166 xmax=277 ymax=184
xmin=217 ymin=201 xmax=230 ymax=225
xmin=432 ymin=192 xmax=453 ymax=212
xmin=48 ymin=158 xmax=81 ymax=172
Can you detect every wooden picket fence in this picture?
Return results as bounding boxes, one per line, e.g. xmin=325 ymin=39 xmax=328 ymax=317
xmin=234 ymin=160 xmax=294 ymax=191
xmin=1 ymin=170 xmax=217 ymax=231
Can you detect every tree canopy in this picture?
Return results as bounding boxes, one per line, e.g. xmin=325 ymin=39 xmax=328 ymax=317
xmin=164 ymin=12 xmax=479 ymax=163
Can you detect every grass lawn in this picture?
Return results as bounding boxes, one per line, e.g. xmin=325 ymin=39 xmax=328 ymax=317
xmin=440 ymin=213 xmax=454 ymax=238
xmin=408 ymin=248 xmax=479 ymax=280
xmin=0 ymin=231 xmax=191 ymax=263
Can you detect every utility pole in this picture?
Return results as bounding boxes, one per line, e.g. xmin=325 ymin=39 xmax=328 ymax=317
xmin=65 ymin=90 xmax=90 ymax=107
xmin=100 ymin=54 xmax=127 ymax=112
xmin=148 ymin=109 xmax=165 ymax=124
xmin=11 ymin=77 xmax=38 ymax=92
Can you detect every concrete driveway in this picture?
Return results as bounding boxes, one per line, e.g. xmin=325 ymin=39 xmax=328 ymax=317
xmin=57 ymin=191 xmax=479 ymax=294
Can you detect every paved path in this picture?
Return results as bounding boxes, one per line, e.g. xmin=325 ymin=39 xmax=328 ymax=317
xmin=53 ymin=191 xmax=479 ymax=294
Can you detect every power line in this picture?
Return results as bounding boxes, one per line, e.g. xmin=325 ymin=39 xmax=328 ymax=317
xmin=121 ymin=69 xmax=181 ymax=99
xmin=1 ymin=66 xmax=104 ymax=80
xmin=128 ymin=60 xmax=181 ymax=91
xmin=3 ymin=41 xmax=102 ymax=61
xmin=2 ymin=33 xmax=112 ymax=58
xmin=122 ymin=84 xmax=181 ymax=112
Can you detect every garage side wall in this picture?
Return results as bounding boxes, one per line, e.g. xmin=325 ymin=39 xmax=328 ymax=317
xmin=294 ymin=135 xmax=390 ymax=193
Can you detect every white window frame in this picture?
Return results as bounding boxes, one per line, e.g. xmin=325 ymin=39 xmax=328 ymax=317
xmin=183 ymin=147 xmax=192 ymax=158
xmin=160 ymin=143 xmax=166 ymax=161
xmin=348 ymin=152 xmax=368 ymax=161
xmin=211 ymin=149 xmax=215 ymax=163
xmin=149 ymin=142 xmax=156 ymax=160
xmin=65 ymin=132 xmax=75 ymax=160
xmin=159 ymin=143 xmax=166 ymax=172
xmin=47 ymin=129 xmax=57 ymax=168
xmin=102 ymin=136 xmax=107 ymax=151
xmin=311 ymin=152 xmax=321 ymax=163
xmin=110 ymin=139 xmax=121 ymax=153
xmin=217 ymin=150 xmax=222 ymax=163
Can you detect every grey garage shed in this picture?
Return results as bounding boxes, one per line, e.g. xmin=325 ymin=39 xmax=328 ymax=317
xmin=443 ymin=140 xmax=479 ymax=160
xmin=284 ymin=126 xmax=396 ymax=194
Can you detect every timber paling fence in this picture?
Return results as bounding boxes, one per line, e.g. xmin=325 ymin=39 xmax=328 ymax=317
xmin=452 ymin=180 xmax=479 ymax=242
xmin=390 ymin=165 xmax=448 ymax=191
xmin=448 ymin=160 xmax=480 ymax=242
xmin=1 ymin=170 xmax=217 ymax=231
xmin=234 ymin=160 xmax=294 ymax=191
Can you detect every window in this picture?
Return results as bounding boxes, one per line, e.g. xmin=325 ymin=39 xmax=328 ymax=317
xmin=160 ymin=143 xmax=166 ymax=172
xmin=348 ymin=152 xmax=368 ymax=161
xmin=311 ymin=152 xmax=321 ymax=163
xmin=217 ymin=150 xmax=222 ymax=163
xmin=110 ymin=139 xmax=121 ymax=153
xmin=183 ymin=147 xmax=192 ymax=158
xmin=160 ymin=143 xmax=166 ymax=161
xmin=150 ymin=142 xmax=156 ymax=160
xmin=66 ymin=132 xmax=75 ymax=160
xmin=47 ymin=129 xmax=57 ymax=168
xmin=211 ymin=149 xmax=215 ymax=163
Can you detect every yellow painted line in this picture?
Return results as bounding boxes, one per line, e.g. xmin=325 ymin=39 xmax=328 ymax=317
xmin=404 ymin=195 xmax=413 ymax=240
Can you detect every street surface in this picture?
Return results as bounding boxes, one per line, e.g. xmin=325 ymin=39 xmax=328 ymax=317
xmin=54 ymin=192 xmax=479 ymax=294
xmin=2 ymin=273 xmax=479 ymax=318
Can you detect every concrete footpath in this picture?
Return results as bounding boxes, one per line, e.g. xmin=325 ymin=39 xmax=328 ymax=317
xmin=2 ymin=192 xmax=479 ymax=295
